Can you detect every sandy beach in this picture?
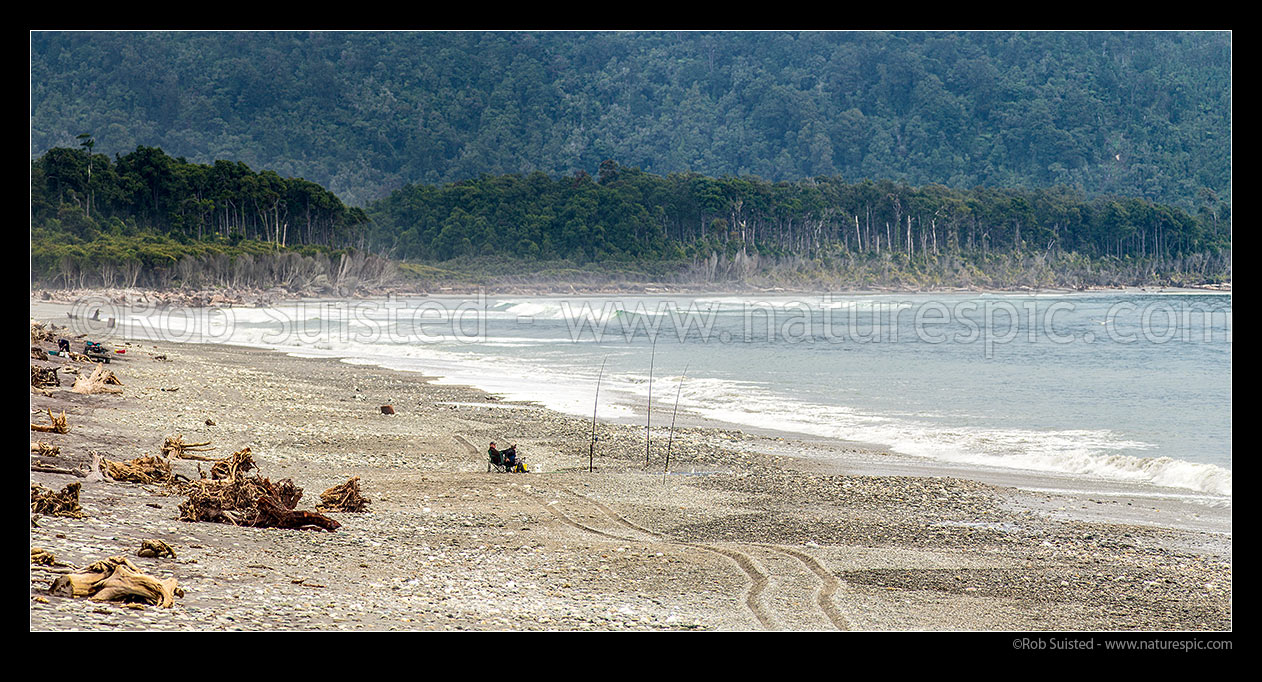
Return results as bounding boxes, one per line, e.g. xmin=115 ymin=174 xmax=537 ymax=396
xmin=28 ymin=299 xmax=1231 ymax=631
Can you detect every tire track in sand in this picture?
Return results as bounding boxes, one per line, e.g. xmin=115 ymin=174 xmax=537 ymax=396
xmin=768 ymin=545 xmax=849 ymax=631
xmin=565 ymin=488 xmax=776 ymax=630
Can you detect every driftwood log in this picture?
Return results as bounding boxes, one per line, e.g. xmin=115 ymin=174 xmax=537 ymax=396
xmin=317 ymin=476 xmax=370 ymax=513
xmin=31 ymin=409 xmax=68 ymax=434
xmin=50 ymin=556 xmax=183 ymax=608
xmin=30 ymin=461 xmax=88 ymax=477
xmin=31 ymin=482 xmax=85 ymax=518
xmin=161 ymin=435 xmax=216 ymax=460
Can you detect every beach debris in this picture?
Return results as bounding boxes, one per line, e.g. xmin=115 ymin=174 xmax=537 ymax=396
xmin=317 ymin=476 xmax=370 ymax=513
xmin=31 ymin=547 xmax=58 ymax=566
xmin=161 ymin=435 xmax=216 ymax=460
xmin=380 ymin=405 xmax=395 ymax=415
xmin=208 ymin=447 xmax=257 ymax=480
xmin=31 ymin=409 xmax=69 ymax=434
xmin=101 ymin=454 xmax=174 ymax=485
xmin=71 ymin=364 xmax=123 ymax=395
xmin=49 ymin=555 xmax=183 ymax=608
xmin=31 ymin=441 xmax=61 ymax=457
xmin=152 ymin=354 xmax=169 ymax=361
xmin=30 ymin=320 xmax=58 ymax=344
xmin=136 ymin=539 xmax=177 ymax=559
xmin=205 ymin=418 xmax=216 ymax=426
xmin=31 ymin=346 xmax=47 ymax=361
xmin=31 ymin=482 xmax=86 ymax=518
xmin=31 ymin=461 xmax=89 ymax=477
xmin=31 ymin=365 xmax=61 ymax=388
xmin=178 ymin=450 xmax=340 ymax=532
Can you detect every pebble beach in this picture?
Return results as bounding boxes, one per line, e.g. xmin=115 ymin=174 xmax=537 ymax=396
xmin=28 ymin=300 xmax=1231 ymax=632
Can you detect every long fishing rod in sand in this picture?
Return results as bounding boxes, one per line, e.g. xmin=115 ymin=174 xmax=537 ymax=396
xmin=663 ymin=363 xmax=688 ymax=482
xmin=589 ymin=355 xmax=607 ymax=473
xmin=645 ymin=335 xmax=656 ymax=465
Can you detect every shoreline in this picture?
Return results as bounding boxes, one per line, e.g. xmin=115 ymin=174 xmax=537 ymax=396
xmin=29 ymin=295 xmax=1233 ymax=528
xmin=29 ymin=303 xmax=1232 ymax=631
xmin=31 ymin=281 xmax=1232 ymax=310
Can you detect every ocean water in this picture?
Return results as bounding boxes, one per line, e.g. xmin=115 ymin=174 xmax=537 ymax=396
xmin=108 ymin=291 xmax=1232 ymax=498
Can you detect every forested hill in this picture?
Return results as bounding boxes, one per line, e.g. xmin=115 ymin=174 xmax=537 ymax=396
xmin=31 ymin=31 xmax=1231 ymax=212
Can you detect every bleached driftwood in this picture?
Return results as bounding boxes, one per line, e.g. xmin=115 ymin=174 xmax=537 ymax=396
xmin=71 ymin=364 xmax=123 ymax=395
xmin=49 ymin=556 xmax=183 ymax=607
xmin=31 ymin=409 xmax=68 ymax=434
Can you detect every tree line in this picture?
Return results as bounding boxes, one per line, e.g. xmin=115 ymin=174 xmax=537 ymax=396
xmin=31 ymin=147 xmax=1230 ymax=289
xmin=366 ymin=161 xmax=1230 ymax=274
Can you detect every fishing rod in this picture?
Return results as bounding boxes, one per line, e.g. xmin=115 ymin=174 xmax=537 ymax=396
xmin=645 ymin=335 xmax=656 ymax=465
xmin=589 ymin=355 xmax=606 ymax=473
xmin=663 ymin=363 xmax=689 ymax=482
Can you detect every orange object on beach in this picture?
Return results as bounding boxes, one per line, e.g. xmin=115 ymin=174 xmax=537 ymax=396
xmin=114 ymin=349 xmax=125 ymax=354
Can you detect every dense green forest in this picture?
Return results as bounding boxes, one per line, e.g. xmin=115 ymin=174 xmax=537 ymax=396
xmin=30 ymin=145 xmax=1230 ymax=290
xmin=31 ymin=31 xmax=1231 ymax=213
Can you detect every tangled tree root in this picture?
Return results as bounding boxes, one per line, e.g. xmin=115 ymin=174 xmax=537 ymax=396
xmin=50 ymin=556 xmax=183 ymax=607
xmin=178 ymin=449 xmax=340 ymax=532
xmin=31 ymin=409 xmax=68 ymax=434
xmin=31 ymin=482 xmax=85 ymax=518
xmin=71 ymin=364 xmax=123 ymax=395
xmin=101 ymin=454 xmax=174 ymax=485
xmin=206 ymin=447 xmax=256 ymax=480
xmin=161 ymin=435 xmax=215 ymax=460
xmin=31 ymin=365 xmax=60 ymax=388
xmin=317 ymin=476 xmax=370 ymax=513
xmin=30 ymin=320 xmax=58 ymax=344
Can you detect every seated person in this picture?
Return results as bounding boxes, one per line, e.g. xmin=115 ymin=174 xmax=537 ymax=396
xmin=490 ymin=441 xmax=522 ymax=472
xmin=489 ymin=441 xmax=519 ymax=471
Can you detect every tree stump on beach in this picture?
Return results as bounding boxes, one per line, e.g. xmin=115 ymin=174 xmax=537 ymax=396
xmin=177 ymin=450 xmax=341 ymax=532
xmin=70 ymin=364 xmax=123 ymax=395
